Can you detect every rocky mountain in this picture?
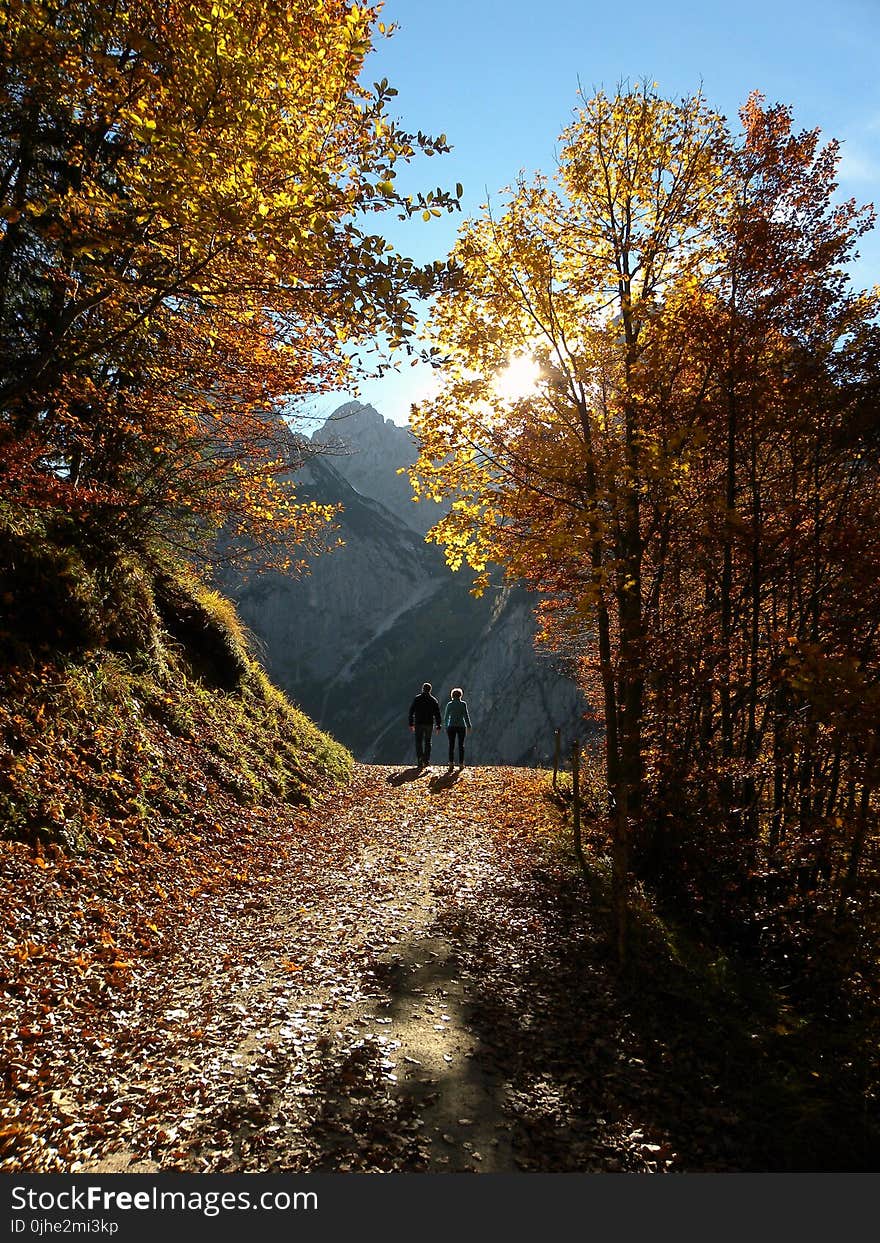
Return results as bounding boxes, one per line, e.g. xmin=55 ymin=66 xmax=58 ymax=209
xmin=225 ymin=403 xmax=589 ymax=765
xmin=310 ymin=400 xmax=445 ymax=535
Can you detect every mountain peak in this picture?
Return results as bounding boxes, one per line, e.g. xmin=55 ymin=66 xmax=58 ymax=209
xmin=321 ymin=400 xmax=385 ymax=427
xmin=310 ymin=399 xmax=435 ymax=534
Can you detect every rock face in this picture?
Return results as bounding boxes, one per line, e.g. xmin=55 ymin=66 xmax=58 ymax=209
xmin=311 ymin=400 xmax=446 ymax=535
xmin=438 ymin=588 xmax=588 ymax=768
xmin=226 ymin=402 xmax=588 ymax=764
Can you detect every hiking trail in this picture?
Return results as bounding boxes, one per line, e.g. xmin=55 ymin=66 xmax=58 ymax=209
xmin=6 ymin=764 xmax=807 ymax=1173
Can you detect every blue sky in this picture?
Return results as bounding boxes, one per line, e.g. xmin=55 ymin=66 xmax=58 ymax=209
xmin=311 ymin=0 xmax=880 ymax=427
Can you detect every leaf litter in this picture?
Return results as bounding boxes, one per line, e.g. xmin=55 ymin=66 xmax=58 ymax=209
xmin=2 ymin=763 xmax=851 ymax=1173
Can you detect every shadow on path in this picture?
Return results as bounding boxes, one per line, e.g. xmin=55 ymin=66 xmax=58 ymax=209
xmin=297 ymin=934 xmax=514 ymax=1172
xmin=386 ymin=767 xmax=423 ymax=786
xmin=423 ymin=867 xmax=879 ymax=1171
xmin=428 ymin=768 xmax=461 ymax=793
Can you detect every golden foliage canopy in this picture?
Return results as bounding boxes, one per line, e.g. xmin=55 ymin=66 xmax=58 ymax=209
xmin=0 ymin=0 xmax=458 ymax=567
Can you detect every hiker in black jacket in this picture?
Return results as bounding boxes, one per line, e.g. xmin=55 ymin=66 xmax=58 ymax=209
xmin=408 ymin=682 xmax=441 ymax=770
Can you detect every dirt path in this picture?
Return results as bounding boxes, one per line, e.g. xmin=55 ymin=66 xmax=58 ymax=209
xmin=83 ymin=764 xmax=533 ymax=1173
xmin=12 ymin=763 xmax=824 ymax=1174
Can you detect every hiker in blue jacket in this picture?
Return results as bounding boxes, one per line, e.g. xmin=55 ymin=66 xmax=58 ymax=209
xmin=443 ymin=687 xmax=472 ymax=769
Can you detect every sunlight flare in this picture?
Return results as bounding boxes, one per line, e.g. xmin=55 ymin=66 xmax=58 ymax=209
xmin=491 ymin=352 xmax=542 ymax=403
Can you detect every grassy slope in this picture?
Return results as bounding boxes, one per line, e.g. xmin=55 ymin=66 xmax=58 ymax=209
xmin=0 ymin=639 xmax=350 ymax=849
xmin=1 ymin=513 xmax=351 ymax=842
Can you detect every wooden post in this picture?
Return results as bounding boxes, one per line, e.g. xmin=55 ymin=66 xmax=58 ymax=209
xmin=613 ymin=781 xmax=629 ymax=966
xmin=836 ymin=743 xmax=875 ymax=924
xmin=572 ymin=740 xmax=587 ymax=878
xmin=552 ymin=728 xmax=561 ymax=790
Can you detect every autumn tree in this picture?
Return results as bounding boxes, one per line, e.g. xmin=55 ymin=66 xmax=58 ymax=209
xmin=410 ymin=85 xmax=730 ymax=953
xmin=644 ymin=95 xmax=880 ymax=912
xmin=410 ymin=83 xmax=879 ymax=951
xmin=0 ymin=0 xmax=457 ymax=569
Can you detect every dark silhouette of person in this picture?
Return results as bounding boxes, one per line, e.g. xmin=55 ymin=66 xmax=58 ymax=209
xmin=408 ymin=681 xmax=441 ymax=770
xmin=443 ymin=687 xmax=472 ymax=768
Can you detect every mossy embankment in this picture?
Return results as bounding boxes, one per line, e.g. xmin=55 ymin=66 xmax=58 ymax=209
xmin=0 ymin=510 xmax=351 ymax=853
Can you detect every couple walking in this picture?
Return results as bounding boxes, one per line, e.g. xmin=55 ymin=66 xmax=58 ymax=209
xmin=408 ymin=681 xmax=472 ymax=772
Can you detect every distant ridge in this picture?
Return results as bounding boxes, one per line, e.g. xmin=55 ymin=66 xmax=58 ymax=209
xmin=225 ymin=402 xmax=589 ymax=764
xmin=311 ymin=400 xmax=446 ymax=535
